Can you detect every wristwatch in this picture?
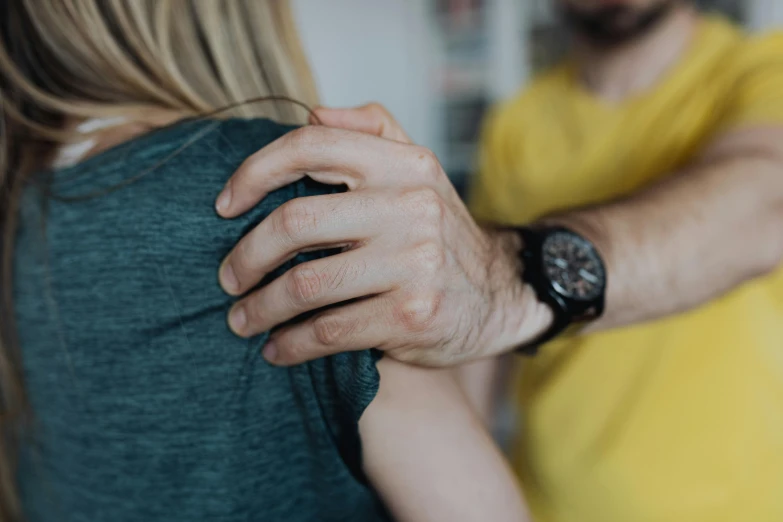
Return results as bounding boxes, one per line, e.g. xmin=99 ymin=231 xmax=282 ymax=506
xmin=515 ymin=226 xmax=607 ymax=355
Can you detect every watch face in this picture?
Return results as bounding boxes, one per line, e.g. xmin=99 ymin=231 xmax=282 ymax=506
xmin=542 ymin=231 xmax=606 ymax=301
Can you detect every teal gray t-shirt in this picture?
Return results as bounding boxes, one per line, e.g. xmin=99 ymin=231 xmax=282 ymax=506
xmin=13 ymin=119 xmax=388 ymax=521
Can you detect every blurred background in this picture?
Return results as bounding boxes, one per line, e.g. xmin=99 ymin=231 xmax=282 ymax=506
xmin=292 ymin=0 xmax=782 ymax=197
xmin=289 ymin=1 xmax=783 ymax=446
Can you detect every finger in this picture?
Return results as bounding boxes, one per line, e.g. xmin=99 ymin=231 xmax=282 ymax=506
xmin=261 ymin=295 xmax=397 ymax=365
xmin=215 ymin=126 xmax=421 ymax=218
xmin=227 ymin=248 xmax=399 ymax=338
xmin=312 ymin=104 xmax=412 ymax=143
xmin=219 ymin=190 xmax=390 ymax=296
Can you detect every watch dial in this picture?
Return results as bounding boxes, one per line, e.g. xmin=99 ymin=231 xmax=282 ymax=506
xmin=542 ymin=231 xmax=606 ymax=301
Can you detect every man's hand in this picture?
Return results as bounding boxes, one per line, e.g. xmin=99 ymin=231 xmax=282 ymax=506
xmin=215 ymin=104 xmax=550 ymax=366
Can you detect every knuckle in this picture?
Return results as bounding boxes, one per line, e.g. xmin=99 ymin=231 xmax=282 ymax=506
xmin=400 ymin=187 xmax=446 ymax=222
xmin=411 ymin=147 xmax=442 ymax=180
xmin=396 ymin=292 xmax=443 ymax=333
xmin=285 ymin=126 xmax=334 ymax=159
xmin=285 ymin=125 xmax=318 ymax=150
xmin=275 ymin=336 xmax=305 ymax=364
xmin=410 ymin=241 xmax=446 ymax=274
xmin=277 ymin=203 xmax=300 ymax=242
xmin=287 ymin=265 xmax=323 ymax=305
xmin=313 ymin=314 xmax=351 ymax=347
xmin=277 ymin=201 xmax=320 ymax=242
xmin=365 ymin=102 xmax=386 ymax=116
xmin=242 ymin=295 xmax=263 ymax=326
xmin=423 ymin=192 xmax=447 ymax=222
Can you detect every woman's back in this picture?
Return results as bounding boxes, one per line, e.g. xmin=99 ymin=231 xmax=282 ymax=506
xmin=3 ymin=3 xmax=530 ymax=520
xmin=14 ymin=118 xmax=388 ymax=521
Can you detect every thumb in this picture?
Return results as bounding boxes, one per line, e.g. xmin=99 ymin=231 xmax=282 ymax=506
xmin=309 ymin=103 xmax=412 ymax=143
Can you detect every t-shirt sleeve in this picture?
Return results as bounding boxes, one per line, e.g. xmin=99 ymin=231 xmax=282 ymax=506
xmin=468 ymin=106 xmax=508 ymax=224
xmin=198 ymin=120 xmax=382 ymax=481
xmin=303 ymin=335 xmax=382 ymax=482
xmin=717 ymin=32 xmax=783 ymax=131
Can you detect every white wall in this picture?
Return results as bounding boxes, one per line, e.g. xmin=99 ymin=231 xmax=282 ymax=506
xmin=747 ymin=0 xmax=783 ymax=31
xmin=488 ymin=0 xmax=531 ymax=100
xmin=292 ymin=0 xmax=436 ymax=148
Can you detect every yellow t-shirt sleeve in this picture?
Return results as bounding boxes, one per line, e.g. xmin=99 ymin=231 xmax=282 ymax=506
xmin=468 ymin=106 xmax=508 ymax=224
xmin=719 ymin=32 xmax=783 ymax=130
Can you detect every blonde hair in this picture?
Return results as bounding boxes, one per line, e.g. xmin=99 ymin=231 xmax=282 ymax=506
xmin=0 ymin=1 xmax=319 ymax=518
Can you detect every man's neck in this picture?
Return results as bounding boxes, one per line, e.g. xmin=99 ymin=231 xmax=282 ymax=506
xmin=575 ymin=5 xmax=698 ymax=103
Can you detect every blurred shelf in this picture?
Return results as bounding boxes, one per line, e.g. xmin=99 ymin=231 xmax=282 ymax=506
xmin=438 ymin=67 xmax=487 ymax=99
xmin=442 ymin=27 xmax=488 ymax=53
xmin=434 ymin=0 xmax=487 ymax=29
xmin=431 ymin=0 xmax=527 ymax=187
xmin=443 ymin=97 xmax=488 ymax=144
xmin=443 ymin=142 xmax=478 ymax=174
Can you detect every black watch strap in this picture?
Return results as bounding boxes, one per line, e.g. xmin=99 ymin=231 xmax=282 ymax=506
xmin=515 ymin=227 xmax=573 ymax=356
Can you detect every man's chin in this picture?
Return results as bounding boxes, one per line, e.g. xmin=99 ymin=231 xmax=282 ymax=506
xmin=561 ymin=1 xmax=677 ymax=48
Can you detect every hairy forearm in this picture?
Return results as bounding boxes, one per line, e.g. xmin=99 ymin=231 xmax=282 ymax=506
xmin=546 ymin=151 xmax=783 ymax=332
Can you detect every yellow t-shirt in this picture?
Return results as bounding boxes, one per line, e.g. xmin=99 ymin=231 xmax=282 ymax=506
xmin=471 ymin=17 xmax=783 ymax=522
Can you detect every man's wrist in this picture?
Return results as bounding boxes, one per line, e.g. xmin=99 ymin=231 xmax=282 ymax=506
xmin=484 ymin=229 xmax=554 ymax=355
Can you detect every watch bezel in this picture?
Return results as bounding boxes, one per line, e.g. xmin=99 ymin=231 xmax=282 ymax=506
xmin=541 ymin=229 xmax=606 ymax=303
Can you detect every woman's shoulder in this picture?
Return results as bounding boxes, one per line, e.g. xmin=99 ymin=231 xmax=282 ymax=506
xmin=17 ymin=117 xmax=336 ymax=325
xmin=15 ymin=121 xmax=387 ymax=522
xmin=48 ymin=117 xmax=295 ymax=200
xmin=35 ymin=118 xmax=318 ymax=260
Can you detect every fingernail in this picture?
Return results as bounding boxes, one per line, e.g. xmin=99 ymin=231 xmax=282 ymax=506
xmin=215 ymin=185 xmax=232 ymax=214
xmin=229 ymin=305 xmax=247 ymax=334
xmin=263 ymin=341 xmax=278 ymax=363
xmin=220 ymin=263 xmax=239 ymax=294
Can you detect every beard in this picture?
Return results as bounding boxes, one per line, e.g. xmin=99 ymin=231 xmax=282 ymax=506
xmin=560 ymin=1 xmax=680 ymax=48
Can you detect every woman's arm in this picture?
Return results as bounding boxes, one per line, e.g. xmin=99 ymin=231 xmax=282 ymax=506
xmin=360 ymin=358 xmax=530 ymax=522
xmin=454 ymin=357 xmax=509 ymax=426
